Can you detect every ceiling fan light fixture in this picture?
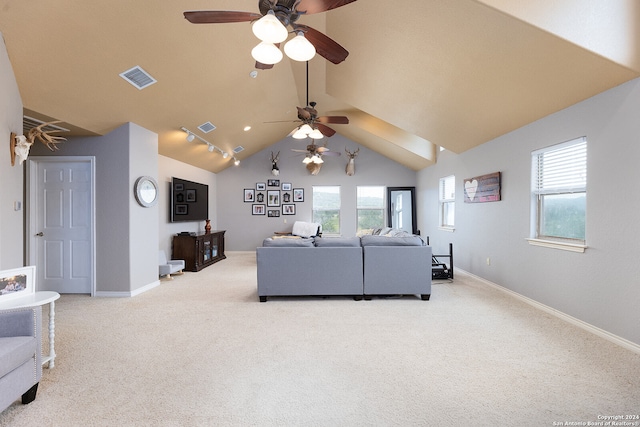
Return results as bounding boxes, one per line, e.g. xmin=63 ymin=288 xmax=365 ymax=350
xmin=312 ymin=154 xmax=324 ymax=164
xmin=299 ymin=123 xmax=313 ymax=134
xmin=284 ymin=32 xmax=316 ymax=62
xmin=292 ymin=128 xmax=308 ymax=139
xmin=302 ymin=155 xmax=313 ymax=164
xmin=308 ymin=128 xmax=324 ymax=139
xmin=252 ymin=10 xmax=288 ymax=43
xmin=251 ymin=41 xmax=283 ymax=65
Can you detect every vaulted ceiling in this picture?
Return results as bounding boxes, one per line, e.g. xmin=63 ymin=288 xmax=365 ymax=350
xmin=1 ymin=0 xmax=638 ymax=173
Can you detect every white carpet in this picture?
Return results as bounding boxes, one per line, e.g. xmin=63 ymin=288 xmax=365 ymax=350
xmin=1 ymin=251 xmax=639 ymax=426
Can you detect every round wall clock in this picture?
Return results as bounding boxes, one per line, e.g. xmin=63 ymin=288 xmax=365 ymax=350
xmin=134 ymin=176 xmax=159 ymax=207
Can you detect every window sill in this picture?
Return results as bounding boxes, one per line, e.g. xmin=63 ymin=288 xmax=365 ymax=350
xmin=526 ymin=238 xmax=586 ymax=253
xmin=438 ymin=226 xmax=455 ymax=233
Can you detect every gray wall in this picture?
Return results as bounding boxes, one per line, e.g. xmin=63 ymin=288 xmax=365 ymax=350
xmin=217 ymin=134 xmax=417 ymax=251
xmin=157 ymin=155 xmax=218 ymax=257
xmin=417 ymin=77 xmax=640 ymax=346
xmin=0 ymin=33 xmax=24 ymax=269
xmin=29 ymin=123 xmax=159 ymax=295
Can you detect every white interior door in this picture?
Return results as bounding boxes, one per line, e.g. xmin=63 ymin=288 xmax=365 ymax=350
xmin=28 ymin=157 xmax=95 ymax=294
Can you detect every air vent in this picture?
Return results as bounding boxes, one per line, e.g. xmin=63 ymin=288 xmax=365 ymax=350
xmin=23 ymin=116 xmax=69 ymax=133
xmin=233 ymin=146 xmax=245 ymax=154
xmin=198 ymin=122 xmax=216 ymax=133
xmin=119 ymin=66 xmax=157 ymax=90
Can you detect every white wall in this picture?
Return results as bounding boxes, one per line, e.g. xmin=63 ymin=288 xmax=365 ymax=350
xmin=417 ymin=77 xmax=640 ymax=346
xmin=158 ymin=155 xmax=217 ymax=257
xmin=0 ymin=33 xmax=24 ymax=269
xmin=217 ymin=134 xmax=417 ymax=251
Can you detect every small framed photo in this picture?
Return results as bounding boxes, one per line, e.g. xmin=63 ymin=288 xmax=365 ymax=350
xmin=175 ymin=204 xmax=188 ymax=215
xmin=267 ymin=179 xmax=280 ymax=187
xmin=186 ymin=189 xmax=196 ymax=202
xmin=293 ymin=188 xmax=304 ymax=202
xmin=282 ymin=192 xmax=291 ymax=203
xmin=282 ymin=182 xmax=292 ymax=191
xmin=244 ymin=189 xmax=255 ymax=202
xmin=256 ymin=182 xmax=266 ymax=191
xmin=252 ymin=204 xmax=265 ymax=215
xmin=282 ymin=204 xmax=296 ymax=215
xmin=268 ymin=209 xmax=280 ymax=217
xmin=267 ymin=190 xmax=280 ymax=207
xmin=256 ymin=192 xmax=265 ymax=203
xmin=0 ymin=266 xmax=35 ymax=303
xmin=174 ymin=183 xmax=184 ymax=191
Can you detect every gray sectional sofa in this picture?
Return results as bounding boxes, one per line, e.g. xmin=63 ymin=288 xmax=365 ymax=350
xmin=0 ymin=306 xmax=42 ymax=413
xmin=256 ymin=234 xmax=432 ymax=302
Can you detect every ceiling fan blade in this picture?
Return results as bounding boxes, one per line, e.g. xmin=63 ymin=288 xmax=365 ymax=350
xmin=322 ymin=151 xmax=341 ymax=156
xmin=183 ymin=11 xmax=261 ymax=24
xmin=317 ymin=115 xmax=349 ymax=124
xmin=294 ymin=0 xmax=358 ymax=14
xmin=297 ymin=106 xmax=312 ymax=121
xmin=255 ymin=61 xmax=275 ymax=70
xmin=291 ymin=149 xmax=309 ymax=153
xmin=316 ymin=123 xmax=336 ymax=137
xmin=294 ymin=25 xmax=349 ymax=64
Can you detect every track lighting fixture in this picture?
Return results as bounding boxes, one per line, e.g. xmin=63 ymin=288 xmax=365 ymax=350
xmin=180 ymin=127 xmax=239 ymax=166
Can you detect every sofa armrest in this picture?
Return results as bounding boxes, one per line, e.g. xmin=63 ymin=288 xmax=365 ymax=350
xmin=0 ymin=306 xmax=41 ymax=339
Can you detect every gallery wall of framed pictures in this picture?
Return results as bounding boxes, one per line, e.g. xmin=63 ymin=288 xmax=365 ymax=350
xmin=245 ymin=179 xmax=304 ymax=217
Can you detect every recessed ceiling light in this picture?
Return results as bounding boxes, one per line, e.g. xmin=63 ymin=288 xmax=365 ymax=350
xmin=244 ymin=126 xmax=251 ymax=131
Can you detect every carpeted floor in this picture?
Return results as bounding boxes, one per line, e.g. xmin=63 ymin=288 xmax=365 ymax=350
xmin=1 ymin=251 xmax=639 ymax=426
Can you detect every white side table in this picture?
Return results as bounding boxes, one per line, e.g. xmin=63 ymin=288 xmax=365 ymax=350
xmin=0 ymin=291 xmax=61 ymax=368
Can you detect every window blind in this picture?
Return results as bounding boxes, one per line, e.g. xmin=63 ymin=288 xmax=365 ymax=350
xmin=532 ymin=137 xmax=587 ymax=194
xmin=440 ymin=175 xmax=455 ymax=201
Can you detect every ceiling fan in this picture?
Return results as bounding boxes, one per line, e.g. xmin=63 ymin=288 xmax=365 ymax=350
xmin=268 ymin=61 xmax=349 ymax=138
xmin=292 ymin=141 xmax=341 ymax=175
xmin=183 ymin=0 xmax=357 ymax=68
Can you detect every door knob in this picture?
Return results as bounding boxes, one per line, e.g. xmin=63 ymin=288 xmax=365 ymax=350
xmin=35 ymin=232 xmax=44 ymax=237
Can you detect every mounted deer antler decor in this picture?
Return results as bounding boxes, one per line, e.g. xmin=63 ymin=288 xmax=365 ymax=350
xmin=270 ymin=151 xmax=280 ymax=176
xmin=345 ymin=147 xmax=359 ymax=176
xmin=10 ymin=121 xmax=67 ymax=166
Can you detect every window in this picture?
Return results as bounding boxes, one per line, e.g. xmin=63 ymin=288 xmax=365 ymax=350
xmin=530 ymin=137 xmax=587 ymax=249
xmin=312 ymin=186 xmax=341 ymax=235
xmin=357 ymin=186 xmax=385 ymax=232
xmin=439 ymin=175 xmax=455 ymax=229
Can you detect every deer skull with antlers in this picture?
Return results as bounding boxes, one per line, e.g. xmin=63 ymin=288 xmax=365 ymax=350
xmin=10 ymin=121 xmax=67 ymax=166
xmin=270 ymin=151 xmax=280 ymax=176
xmin=345 ymin=147 xmax=359 ymax=176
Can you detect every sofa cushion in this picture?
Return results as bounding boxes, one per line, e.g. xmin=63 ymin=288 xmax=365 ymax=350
xmin=314 ymin=237 xmax=361 ymax=247
xmin=262 ymin=237 xmax=315 ymax=247
xmin=0 ymin=336 xmax=37 ymax=378
xmin=360 ymin=234 xmax=425 ymax=246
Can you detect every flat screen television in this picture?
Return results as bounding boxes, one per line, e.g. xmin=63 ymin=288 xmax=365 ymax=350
xmin=170 ymin=177 xmax=209 ymax=222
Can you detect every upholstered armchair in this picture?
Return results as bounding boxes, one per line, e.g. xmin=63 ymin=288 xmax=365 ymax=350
xmin=0 ymin=306 xmax=43 ymax=413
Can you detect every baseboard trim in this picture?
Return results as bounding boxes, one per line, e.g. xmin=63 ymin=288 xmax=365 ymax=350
xmin=94 ymin=280 xmax=160 ymax=298
xmin=456 ymin=269 xmax=640 ymax=355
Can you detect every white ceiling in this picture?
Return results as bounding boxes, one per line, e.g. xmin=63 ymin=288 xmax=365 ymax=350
xmin=1 ymin=0 xmax=638 ymax=172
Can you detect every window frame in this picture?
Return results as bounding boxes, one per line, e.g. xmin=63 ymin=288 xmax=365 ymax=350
xmin=439 ymin=175 xmax=455 ymax=231
xmin=356 ymin=186 xmax=385 ymax=232
xmin=528 ymin=137 xmax=587 ymax=252
xmin=312 ymin=185 xmax=341 ymax=236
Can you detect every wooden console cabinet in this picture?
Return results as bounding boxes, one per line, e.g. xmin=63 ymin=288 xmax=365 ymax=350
xmin=172 ymin=230 xmax=226 ymax=272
